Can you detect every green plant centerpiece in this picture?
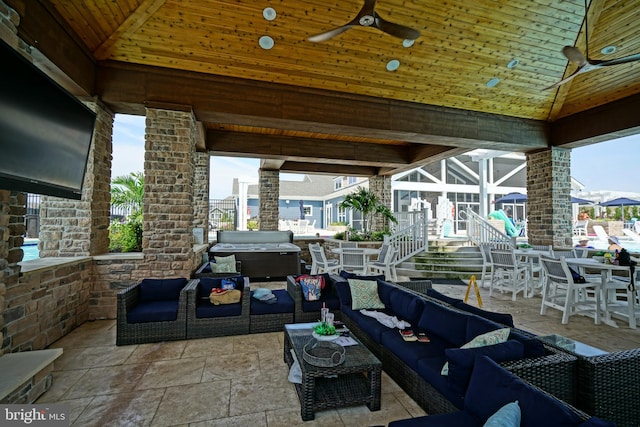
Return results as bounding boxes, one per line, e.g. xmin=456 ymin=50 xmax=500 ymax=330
xmin=518 ymin=243 xmax=532 ymax=251
xmin=313 ymin=321 xmax=336 ymax=336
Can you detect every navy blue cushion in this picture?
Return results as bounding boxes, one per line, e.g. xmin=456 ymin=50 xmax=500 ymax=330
xmin=454 ymin=301 xmax=515 ymax=327
xmin=334 ymin=281 xmax=353 ymax=308
xmin=301 ymin=292 xmax=341 ymax=312
xmin=446 ymin=340 xmax=525 ymax=397
xmin=377 ymin=280 xmax=397 ymax=307
xmin=426 ymin=288 xmax=461 ymax=305
xmin=139 ymin=278 xmax=187 ymax=302
xmin=381 ymin=329 xmax=445 ymax=371
xmin=465 ymin=356 xmax=583 ymax=426
xmin=579 ymin=417 xmax=617 ymax=427
xmin=388 ymin=411 xmax=480 ymax=427
xmin=198 ymin=276 xmax=244 ymax=298
xmin=351 ymin=309 xmax=397 ymax=343
xmin=389 ymin=289 xmax=425 ymax=325
xmin=415 ymin=355 xmax=465 ymax=409
xmin=418 ymin=302 xmax=469 ymax=346
xmin=196 ymin=301 xmax=241 ymax=318
xmin=508 ymin=330 xmax=547 ymax=358
xmin=465 ymin=316 xmax=504 ymax=342
xmin=250 ymin=289 xmax=294 ymax=315
xmin=127 ymin=300 xmax=179 ymax=323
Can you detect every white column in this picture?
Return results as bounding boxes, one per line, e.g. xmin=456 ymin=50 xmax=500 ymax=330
xmin=478 ymin=158 xmax=488 ymax=218
xmin=238 ymin=178 xmax=250 ymax=231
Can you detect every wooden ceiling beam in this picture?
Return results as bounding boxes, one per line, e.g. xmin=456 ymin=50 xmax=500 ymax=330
xmin=277 ymin=161 xmax=381 ymax=177
xmin=97 ymin=61 xmax=550 ymax=151
xmin=207 ymin=131 xmax=410 ymax=167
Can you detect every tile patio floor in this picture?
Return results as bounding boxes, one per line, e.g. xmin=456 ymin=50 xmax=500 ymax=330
xmin=37 ymin=279 xmax=640 ymax=426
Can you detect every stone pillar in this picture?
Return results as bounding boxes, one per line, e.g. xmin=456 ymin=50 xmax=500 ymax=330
xmin=369 ymin=175 xmax=392 ymax=232
xmin=143 ymin=108 xmax=197 ymax=277
xmin=39 ymin=101 xmax=113 ymax=257
xmin=193 ymin=152 xmax=210 ymax=243
xmin=526 ymin=148 xmax=573 ymax=247
xmin=258 ymin=169 xmax=279 ymax=231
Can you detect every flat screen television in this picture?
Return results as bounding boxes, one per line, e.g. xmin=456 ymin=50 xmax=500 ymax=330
xmin=0 ymin=38 xmax=96 ymax=200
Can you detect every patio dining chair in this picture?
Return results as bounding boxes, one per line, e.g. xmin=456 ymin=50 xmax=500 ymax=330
xmin=308 ymin=243 xmax=340 ymax=275
xmin=339 ymin=247 xmax=368 ymax=275
xmin=539 ymin=256 xmax=601 ymax=325
xmin=478 ymin=243 xmax=494 ymax=288
xmin=489 ymin=248 xmax=530 ymax=301
xmin=368 ymin=246 xmax=398 ymax=281
xmin=601 ymin=267 xmax=640 ymax=329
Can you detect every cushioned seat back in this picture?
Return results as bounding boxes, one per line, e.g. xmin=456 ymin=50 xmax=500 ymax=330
xmin=388 ymin=288 xmax=425 ymax=325
xmin=139 ymin=278 xmax=188 ymax=302
xmin=198 ymin=276 xmax=245 ymax=300
xmin=418 ymin=301 xmax=469 ymax=347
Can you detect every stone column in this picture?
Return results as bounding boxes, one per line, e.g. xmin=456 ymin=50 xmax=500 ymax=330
xmin=193 ymin=152 xmax=210 ymax=243
xmin=143 ymin=108 xmax=197 ymax=277
xmin=258 ymin=169 xmax=279 ymax=231
xmin=369 ymin=175 xmax=392 ymax=233
xmin=39 ymin=100 xmax=113 ymax=257
xmin=526 ymin=148 xmax=573 ymax=247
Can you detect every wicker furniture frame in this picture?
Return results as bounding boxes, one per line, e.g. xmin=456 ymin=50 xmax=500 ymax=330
xmin=541 ymin=340 xmax=640 ymax=427
xmin=250 ymin=310 xmax=294 ymax=334
xmin=284 ymin=323 xmax=381 ymax=421
xmin=185 ymin=278 xmax=251 ymax=338
xmin=116 ymin=279 xmax=192 ymax=346
xmin=286 ymin=275 xmax=342 ymax=323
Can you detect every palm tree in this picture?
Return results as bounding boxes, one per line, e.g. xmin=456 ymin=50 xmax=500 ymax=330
xmin=111 ymin=172 xmax=144 ymax=217
xmin=339 ymin=186 xmax=396 ymax=238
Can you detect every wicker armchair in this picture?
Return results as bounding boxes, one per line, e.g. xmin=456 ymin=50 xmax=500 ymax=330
xmin=185 ymin=276 xmax=251 ymax=338
xmin=116 ymin=278 xmax=191 ymax=346
xmin=286 ymin=274 xmax=341 ymax=323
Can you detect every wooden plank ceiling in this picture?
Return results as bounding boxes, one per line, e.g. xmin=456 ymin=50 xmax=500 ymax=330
xmin=8 ymin=0 xmax=640 ymax=176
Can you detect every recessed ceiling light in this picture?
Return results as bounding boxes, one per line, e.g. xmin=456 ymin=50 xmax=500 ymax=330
xmin=601 ymin=45 xmax=617 ymax=55
xmin=507 ymin=59 xmax=519 ymax=69
xmin=402 ymin=39 xmax=415 ymax=48
xmin=263 ymin=7 xmax=276 ymax=21
xmin=486 ymin=78 xmax=500 ymax=88
xmin=386 ymin=59 xmax=400 ymax=71
xmin=259 ymin=36 xmax=274 ymax=50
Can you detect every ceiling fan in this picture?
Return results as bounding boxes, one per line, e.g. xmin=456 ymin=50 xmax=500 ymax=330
xmin=307 ymin=0 xmax=420 ymax=43
xmin=545 ymin=0 xmax=640 ymax=90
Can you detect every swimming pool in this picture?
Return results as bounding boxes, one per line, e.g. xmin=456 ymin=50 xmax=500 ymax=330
xmin=21 ymin=243 xmax=39 ymax=261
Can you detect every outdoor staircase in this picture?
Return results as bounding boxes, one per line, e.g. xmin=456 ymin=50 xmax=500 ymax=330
xmin=396 ymin=238 xmax=485 ymax=280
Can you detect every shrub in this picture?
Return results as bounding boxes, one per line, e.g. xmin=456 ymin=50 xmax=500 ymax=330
xmin=109 ymin=215 xmax=142 ymax=252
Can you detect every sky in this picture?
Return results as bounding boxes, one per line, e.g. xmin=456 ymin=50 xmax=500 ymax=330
xmin=112 ymin=114 xmax=639 ymax=199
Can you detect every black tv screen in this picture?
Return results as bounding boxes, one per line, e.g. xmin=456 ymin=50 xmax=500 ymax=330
xmin=0 ymin=39 xmax=96 ymax=200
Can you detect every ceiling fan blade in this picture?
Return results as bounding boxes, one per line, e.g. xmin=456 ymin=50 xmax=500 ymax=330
xmin=600 ymin=52 xmax=640 ymax=66
xmin=562 ymin=46 xmax=587 ymax=65
xmin=375 ymin=15 xmax=420 ymax=40
xmin=308 ymin=25 xmax=355 ymax=42
xmin=544 ymin=62 xmax=597 ymax=90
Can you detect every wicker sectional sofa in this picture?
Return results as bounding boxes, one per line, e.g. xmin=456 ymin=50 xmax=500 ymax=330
xmin=330 ymin=273 xmax=580 ymax=417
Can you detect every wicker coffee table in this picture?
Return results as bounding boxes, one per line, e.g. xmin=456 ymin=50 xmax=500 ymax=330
xmin=284 ymin=323 xmax=382 ymax=421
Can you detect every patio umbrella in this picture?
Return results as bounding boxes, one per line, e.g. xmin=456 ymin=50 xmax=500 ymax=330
xmin=599 ymin=197 xmax=640 ymax=220
xmin=571 ymin=196 xmax=593 ymax=204
xmin=494 ymin=192 xmax=527 ymax=204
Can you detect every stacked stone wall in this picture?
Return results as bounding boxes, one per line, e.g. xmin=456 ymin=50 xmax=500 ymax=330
xmin=259 ymin=169 xmax=279 ymax=231
xmin=526 ymin=148 xmax=573 ymax=247
xmin=193 ymin=152 xmax=210 ymax=241
xmin=368 ymin=175 xmax=392 ymax=233
xmin=143 ymin=109 xmax=197 ymax=277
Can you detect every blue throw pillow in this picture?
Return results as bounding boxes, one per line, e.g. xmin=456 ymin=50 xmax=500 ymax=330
xmin=139 ymin=278 xmax=187 ymax=302
xmin=446 ymin=340 xmax=525 ymax=396
xmin=483 ymin=401 xmax=521 ymax=427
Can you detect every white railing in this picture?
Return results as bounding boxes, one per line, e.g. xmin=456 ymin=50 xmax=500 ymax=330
xmin=386 ymin=210 xmax=429 ymax=264
xmin=466 ymin=208 xmax=516 ymax=248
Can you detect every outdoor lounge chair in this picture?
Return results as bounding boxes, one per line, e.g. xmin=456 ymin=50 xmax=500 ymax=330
xmin=185 ymin=276 xmax=250 ymax=338
xmin=116 ymin=277 xmax=190 ymax=345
